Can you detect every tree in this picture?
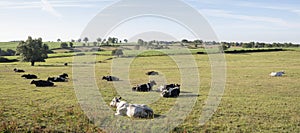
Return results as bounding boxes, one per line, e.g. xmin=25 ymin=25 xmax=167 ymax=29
xmin=71 ymin=39 xmax=75 ymax=42
xmin=60 ymin=42 xmax=68 ymax=48
xmin=96 ymin=37 xmax=102 ymax=45
xmin=181 ymin=39 xmax=189 ymax=43
xmin=69 ymin=42 xmax=74 ymax=48
xmin=124 ymin=39 xmax=128 ymax=43
xmin=77 ymin=38 xmax=82 ymax=43
xmin=83 ymin=37 xmax=89 ymax=46
xmin=57 ymin=38 xmax=61 ymax=42
xmin=137 ymin=39 xmax=144 ymax=45
xmin=17 ymin=36 xmax=49 ymax=66
xmin=93 ymin=42 xmax=98 ymax=46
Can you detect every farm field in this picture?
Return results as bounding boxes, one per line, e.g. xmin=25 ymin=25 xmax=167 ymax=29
xmin=0 ymin=50 xmax=299 ymax=132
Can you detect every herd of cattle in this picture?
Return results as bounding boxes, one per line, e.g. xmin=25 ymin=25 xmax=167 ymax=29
xmin=14 ymin=68 xmax=68 ymax=87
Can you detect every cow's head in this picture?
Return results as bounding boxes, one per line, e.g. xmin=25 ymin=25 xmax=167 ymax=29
xmin=110 ymin=97 xmax=122 ymax=107
xmin=150 ymin=80 xmax=157 ymax=85
xmin=102 ymin=76 xmax=107 ymax=80
xmin=30 ymin=80 xmax=36 ymax=84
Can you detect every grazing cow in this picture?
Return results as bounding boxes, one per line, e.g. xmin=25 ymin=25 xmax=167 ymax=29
xmin=13 ymin=68 xmax=25 ymax=73
xmin=132 ymin=80 xmax=156 ymax=92
xmin=31 ymin=80 xmax=54 ymax=87
xmin=21 ymin=74 xmax=38 ymax=79
xmin=270 ymin=71 xmax=285 ymax=77
xmin=161 ymin=87 xmax=180 ymax=98
xmin=102 ymin=76 xmax=119 ymax=81
xmin=146 ymin=71 xmax=159 ymax=75
xmin=47 ymin=77 xmax=67 ymax=82
xmin=110 ymin=97 xmax=154 ymax=118
xmin=59 ymin=73 xmax=68 ymax=79
xmin=64 ymin=63 xmax=68 ymax=66
xmin=157 ymin=84 xmax=180 ymax=92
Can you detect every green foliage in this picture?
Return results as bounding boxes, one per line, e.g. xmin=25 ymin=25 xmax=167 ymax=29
xmin=16 ymin=36 xmax=49 ymax=66
xmin=0 ymin=48 xmax=16 ymax=56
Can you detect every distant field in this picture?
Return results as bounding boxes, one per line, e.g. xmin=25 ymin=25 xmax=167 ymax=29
xmin=0 ymin=49 xmax=299 ymax=132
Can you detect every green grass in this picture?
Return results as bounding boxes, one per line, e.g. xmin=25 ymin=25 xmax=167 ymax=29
xmin=0 ymin=50 xmax=299 ymax=132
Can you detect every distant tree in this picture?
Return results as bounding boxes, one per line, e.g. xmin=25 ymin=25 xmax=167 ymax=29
xmin=137 ymin=39 xmax=144 ymax=45
xmin=69 ymin=42 xmax=74 ymax=48
xmin=112 ymin=49 xmax=123 ymax=57
xmin=124 ymin=39 xmax=128 ymax=43
xmin=96 ymin=37 xmax=102 ymax=45
xmin=77 ymin=38 xmax=82 ymax=43
xmin=57 ymin=38 xmax=61 ymax=42
xmin=71 ymin=39 xmax=75 ymax=42
xmin=93 ymin=42 xmax=98 ymax=46
xmin=181 ymin=39 xmax=189 ymax=43
xmin=83 ymin=37 xmax=89 ymax=44
xmin=60 ymin=42 xmax=68 ymax=48
xmin=16 ymin=36 xmax=49 ymax=66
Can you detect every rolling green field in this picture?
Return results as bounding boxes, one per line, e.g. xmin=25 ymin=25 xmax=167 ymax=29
xmin=0 ymin=49 xmax=299 ymax=132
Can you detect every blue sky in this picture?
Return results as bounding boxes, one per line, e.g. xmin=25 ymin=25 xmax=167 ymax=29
xmin=0 ymin=0 xmax=299 ymax=43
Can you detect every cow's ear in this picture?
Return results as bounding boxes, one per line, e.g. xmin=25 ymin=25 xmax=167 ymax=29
xmin=119 ymin=97 xmax=122 ymax=100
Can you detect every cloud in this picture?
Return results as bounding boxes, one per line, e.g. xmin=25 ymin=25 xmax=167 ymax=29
xmin=41 ymin=0 xmax=62 ymax=17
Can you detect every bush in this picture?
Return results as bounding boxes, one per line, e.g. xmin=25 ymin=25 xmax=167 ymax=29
xmin=61 ymin=42 xmax=68 ymax=48
xmin=112 ymin=49 xmax=123 ymax=57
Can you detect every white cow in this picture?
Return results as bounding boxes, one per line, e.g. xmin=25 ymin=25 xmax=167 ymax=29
xmin=110 ymin=97 xmax=154 ymax=118
xmin=270 ymin=71 xmax=285 ymax=77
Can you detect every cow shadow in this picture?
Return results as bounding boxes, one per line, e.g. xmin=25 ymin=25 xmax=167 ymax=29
xmin=154 ymin=114 xmax=166 ymax=118
xmin=179 ymin=94 xmax=200 ymax=98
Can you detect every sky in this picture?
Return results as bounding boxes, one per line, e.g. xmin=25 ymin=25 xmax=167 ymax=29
xmin=0 ymin=0 xmax=299 ymax=43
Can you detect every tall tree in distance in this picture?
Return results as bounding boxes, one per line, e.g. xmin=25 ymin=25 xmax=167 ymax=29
xmin=96 ymin=37 xmax=102 ymax=46
xmin=17 ymin=36 xmax=49 ymax=66
xmin=83 ymin=37 xmax=89 ymax=45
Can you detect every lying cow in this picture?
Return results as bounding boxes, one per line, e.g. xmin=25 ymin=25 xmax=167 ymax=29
xmin=31 ymin=80 xmax=54 ymax=87
xmin=110 ymin=97 xmax=154 ymax=118
xmin=59 ymin=73 xmax=68 ymax=79
xmin=161 ymin=87 xmax=180 ymax=98
xmin=13 ymin=68 xmax=25 ymax=73
xmin=132 ymin=80 xmax=156 ymax=92
xmin=146 ymin=71 xmax=159 ymax=75
xmin=21 ymin=74 xmax=38 ymax=79
xmin=157 ymin=83 xmax=180 ymax=92
xmin=102 ymin=76 xmax=119 ymax=81
xmin=270 ymin=71 xmax=285 ymax=77
xmin=47 ymin=77 xmax=67 ymax=82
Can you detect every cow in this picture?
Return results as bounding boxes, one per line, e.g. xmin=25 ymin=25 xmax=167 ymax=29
xmin=132 ymin=80 xmax=156 ymax=92
xmin=161 ymin=87 xmax=180 ymax=98
xmin=31 ymin=80 xmax=54 ymax=87
xmin=102 ymin=76 xmax=119 ymax=81
xmin=47 ymin=77 xmax=67 ymax=82
xmin=110 ymin=97 xmax=154 ymax=118
xmin=59 ymin=73 xmax=68 ymax=79
xmin=64 ymin=63 xmax=68 ymax=66
xmin=21 ymin=74 xmax=38 ymax=79
xmin=13 ymin=68 xmax=25 ymax=73
xmin=146 ymin=71 xmax=159 ymax=75
xmin=270 ymin=71 xmax=285 ymax=77
xmin=157 ymin=83 xmax=180 ymax=92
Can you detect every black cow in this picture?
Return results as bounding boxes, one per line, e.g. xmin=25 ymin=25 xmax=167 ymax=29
xmin=161 ymin=87 xmax=180 ymax=98
xmin=47 ymin=77 xmax=67 ymax=82
xmin=102 ymin=76 xmax=119 ymax=81
xmin=13 ymin=68 xmax=25 ymax=73
xmin=64 ymin=63 xmax=68 ymax=66
xmin=59 ymin=73 xmax=68 ymax=79
xmin=146 ymin=71 xmax=159 ymax=75
xmin=132 ymin=80 xmax=157 ymax=92
xmin=31 ymin=80 xmax=54 ymax=87
xmin=21 ymin=74 xmax=38 ymax=79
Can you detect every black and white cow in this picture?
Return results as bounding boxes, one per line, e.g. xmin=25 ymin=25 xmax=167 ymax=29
xmin=132 ymin=80 xmax=156 ymax=92
xmin=110 ymin=97 xmax=154 ymax=118
xmin=31 ymin=80 xmax=54 ymax=87
xmin=102 ymin=76 xmax=119 ymax=81
xmin=13 ymin=68 xmax=25 ymax=73
xmin=146 ymin=71 xmax=159 ymax=75
xmin=59 ymin=73 xmax=68 ymax=79
xmin=157 ymin=84 xmax=180 ymax=92
xmin=270 ymin=71 xmax=285 ymax=77
xmin=21 ymin=74 xmax=38 ymax=79
xmin=161 ymin=87 xmax=180 ymax=98
xmin=47 ymin=77 xmax=67 ymax=82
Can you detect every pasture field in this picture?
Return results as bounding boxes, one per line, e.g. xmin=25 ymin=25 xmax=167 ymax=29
xmin=0 ymin=50 xmax=299 ymax=132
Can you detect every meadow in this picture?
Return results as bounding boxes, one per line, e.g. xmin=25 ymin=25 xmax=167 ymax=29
xmin=0 ymin=48 xmax=299 ymax=132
